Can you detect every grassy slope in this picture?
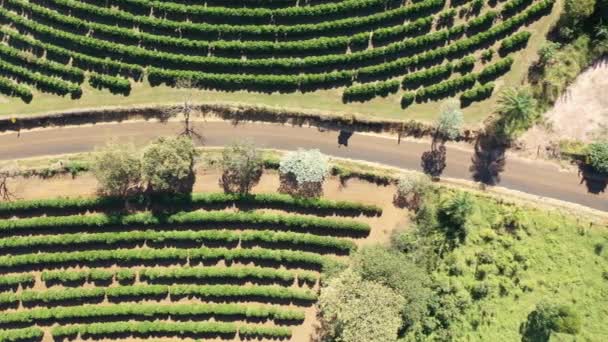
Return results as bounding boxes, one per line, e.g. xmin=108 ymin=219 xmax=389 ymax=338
xmin=0 ymin=1 xmax=562 ymax=124
xmin=445 ymin=194 xmax=608 ymax=341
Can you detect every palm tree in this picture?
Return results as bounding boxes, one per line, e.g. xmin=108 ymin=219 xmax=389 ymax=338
xmin=495 ymin=87 xmax=538 ymax=140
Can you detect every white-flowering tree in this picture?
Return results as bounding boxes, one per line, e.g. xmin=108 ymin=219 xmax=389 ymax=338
xmin=394 ymin=173 xmax=432 ymax=209
xmin=318 ymin=269 xmax=405 ymax=342
xmin=436 ymin=99 xmax=464 ymax=140
xmin=278 ymin=149 xmax=329 ymax=198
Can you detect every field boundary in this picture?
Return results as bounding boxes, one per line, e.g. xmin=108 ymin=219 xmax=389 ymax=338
xmin=0 ymin=103 xmax=481 ymax=141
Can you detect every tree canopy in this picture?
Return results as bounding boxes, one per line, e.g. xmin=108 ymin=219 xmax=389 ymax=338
xmin=142 ymin=136 xmax=198 ymax=194
xmin=587 ymin=142 xmax=608 ymax=174
xmin=318 ymin=269 xmax=405 ymax=342
xmin=436 ymin=99 xmax=464 ymax=140
xmin=219 ymin=141 xmax=263 ymax=194
xmin=91 ymin=141 xmax=142 ymax=197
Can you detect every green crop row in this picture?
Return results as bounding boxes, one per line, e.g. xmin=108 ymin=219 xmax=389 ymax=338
xmin=0 ymin=192 xmax=381 ymax=217
xmin=110 ymin=0 xmax=387 ymax=24
xmin=499 ymin=30 xmax=531 ymax=54
xmin=0 ymin=273 xmax=35 ymax=288
xmin=40 ymin=265 xmax=317 ymax=286
xmin=0 ymin=327 xmax=43 ymax=342
xmin=0 ymin=302 xmax=305 ymax=324
xmin=0 ymin=246 xmax=330 ymax=270
xmin=0 ymin=210 xmax=370 ymax=236
xmin=478 ymin=56 xmax=514 ymax=83
xmin=0 ymin=58 xmax=81 ymax=98
xmin=0 ymin=43 xmax=84 ymax=83
xmin=0 ymin=26 xmax=143 ymax=79
xmin=401 ymin=62 xmax=454 ymax=90
xmin=0 ymin=75 xmax=32 ymax=103
xmin=460 ymin=82 xmax=495 ymax=105
xmin=0 ymin=229 xmax=357 ymax=254
xmin=0 ymin=284 xmax=317 ymax=305
xmin=33 ymin=0 xmax=436 ymax=57
xmin=415 ymin=73 xmax=478 ymax=101
xmin=88 ymin=73 xmax=131 ymax=96
xmin=140 ymin=265 xmax=318 ymax=284
xmin=342 ymin=80 xmax=400 ymax=103
xmin=43 ymin=0 xmax=443 ymax=41
xmin=51 ymin=321 xmax=291 ymax=339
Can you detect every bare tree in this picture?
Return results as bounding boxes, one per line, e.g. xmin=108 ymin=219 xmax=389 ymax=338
xmin=0 ymin=163 xmax=19 ymax=201
xmin=162 ymin=78 xmax=205 ymax=142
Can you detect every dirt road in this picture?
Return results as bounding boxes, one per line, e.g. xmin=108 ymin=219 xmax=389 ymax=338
xmin=0 ymin=121 xmax=606 ymax=211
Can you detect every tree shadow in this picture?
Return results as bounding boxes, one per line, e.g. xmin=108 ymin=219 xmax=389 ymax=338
xmin=421 ymin=140 xmax=447 ymax=179
xmin=470 ymin=134 xmax=506 ymax=186
xmin=577 ymin=162 xmax=607 ymax=194
xmin=337 ymin=130 xmax=353 ymax=147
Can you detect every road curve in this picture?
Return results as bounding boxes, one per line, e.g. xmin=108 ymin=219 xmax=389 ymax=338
xmin=0 ymin=121 xmax=606 ymax=211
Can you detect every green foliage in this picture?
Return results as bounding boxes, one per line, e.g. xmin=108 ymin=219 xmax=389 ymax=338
xmin=142 ymin=136 xmax=198 ymax=194
xmin=520 ymin=301 xmax=582 ymax=341
xmin=352 ymin=246 xmax=432 ymax=330
xmin=394 ymin=172 xmax=433 ymax=209
xmin=586 ymin=142 xmax=608 ymax=174
xmin=279 ymin=149 xmax=329 ymax=198
xmin=91 ymin=140 xmax=142 ymax=197
xmin=219 ymin=141 xmax=263 ymax=194
xmin=439 ymin=192 xmax=475 ymax=242
xmin=494 ymin=87 xmax=539 ymax=140
xmin=318 ymin=269 xmax=405 ymax=342
xmin=436 ymin=99 xmax=464 ymax=140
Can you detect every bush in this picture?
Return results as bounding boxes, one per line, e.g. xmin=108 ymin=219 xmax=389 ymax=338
xmin=587 ymin=142 xmax=608 ymax=174
xmin=521 ymin=301 xmax=581 ymax=341
xmin=394 ymin=173 xmax=432 ymax=209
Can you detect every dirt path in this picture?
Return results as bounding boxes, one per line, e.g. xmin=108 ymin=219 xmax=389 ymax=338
xmin=519 ymin=58 xmax=608 ymax=156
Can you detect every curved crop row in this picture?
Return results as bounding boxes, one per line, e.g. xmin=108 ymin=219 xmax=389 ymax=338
xmin=0 ymin=58 xmax=81 ymax=98
xmin=0 ymin=75 xmax=32 ymax=103
xmin=0 ymin=328 xmax=43 ymax=342
xmin=0 ymin=43 xmax=84 ymax=83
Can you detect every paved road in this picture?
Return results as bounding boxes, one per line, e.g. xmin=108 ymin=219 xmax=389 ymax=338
xmin=0 ymin=121 xmax=606 ymax=211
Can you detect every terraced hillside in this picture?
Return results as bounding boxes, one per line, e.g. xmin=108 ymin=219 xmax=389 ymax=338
xmin=0 ymin=0 xmax=558 ymax=119
xmin=0 ymin=193 xmax=382 ymax=341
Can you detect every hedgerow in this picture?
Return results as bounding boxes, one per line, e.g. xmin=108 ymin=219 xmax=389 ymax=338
xmin=0 ymin=303 xmax=305 ymax=324
xmin=89 ymin=73 xmax=131 ymax=96
xmin=0 ymin=229 xmax=356 ymax=254
xmin=0 ymin=210 xmax=370 ymax=236
xmin=51 ymin=321 xmax=291 ymax=339
xmin=0 ymin=192 xmax=381 ymax=217
xmin=0 ymin=76 xmax=32 ymax=103
xmin=0 ymin=327 xmax=43 ymax=342
xmin=460 ymin=82 xmax=495 ymax=106
xmin=0 ymin=284 xmax=316 ymax=306
xmin=0 ymin=247 xmax=330 ymax=270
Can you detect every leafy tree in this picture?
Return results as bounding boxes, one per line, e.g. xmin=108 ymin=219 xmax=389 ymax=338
xmin=564 ymin=0 xmax=596 ymax=26
xmin=278 ymin=149 xmax=329 ymax=198
xmin=538 ymin=41 xmax=562 ymax=65
xmin=436 ymin=99 xmax=464 ymax=140
xmin=520 ymin=301 xmax=581 ymax=341
xmin=352 ymin=246 xmax=432 ymax=332
xmin=439 ymin=192 xmax=476 ymax=244
xmin=318 ymin=269 xmax=405 ymax=342
xmin=91 ymin=141 xmax=142 ymax=197
xmin=394 ymin=173 xmax=433 ymax=209
xmin=142 ymin=136 xmax=198 ymax=194
xmin=587 ymin=142 xmax=608 ymax=174
xmin=494 ymin=87 xmax=539 ymax=140
xmin=219 ymin=141 xmax=263 ymax=194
